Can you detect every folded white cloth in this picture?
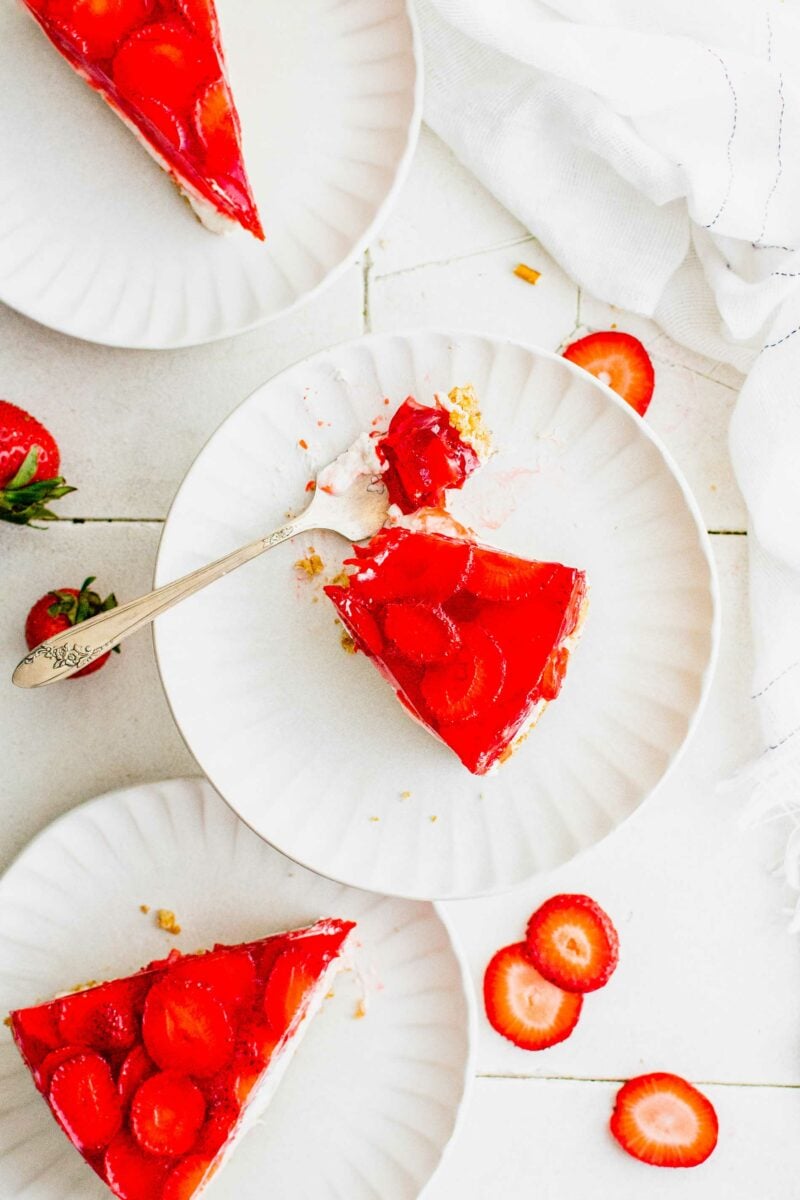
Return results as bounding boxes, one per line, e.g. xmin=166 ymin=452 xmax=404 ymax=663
xmin=419 ymin=0 xmax=800 ymax=903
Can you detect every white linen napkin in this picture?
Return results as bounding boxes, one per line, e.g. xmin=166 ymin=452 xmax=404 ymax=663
xmin=418 ymin=0 xmax=800 ymax=909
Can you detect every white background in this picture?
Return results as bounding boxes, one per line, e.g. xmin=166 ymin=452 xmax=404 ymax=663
xmin=1 ymin=126 xmax=798 ymax=1197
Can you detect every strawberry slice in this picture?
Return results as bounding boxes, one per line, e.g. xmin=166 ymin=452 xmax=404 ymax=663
xmin=194 ymin=79 xmax=239 ymax=175
xmin=104 ymin=1131 xmax=171 ymax=1200
xmin=263 ymin=945 xmax=323 ymax=1036
xmin=169 ymin=948 xmax=257 ymax=1013
xmin=135 ymin=96 xmax=188 ymax=151
xmin=11 ymin=1003 xmax=60 ymax=1061
xmin=465 ymin=552 xmax=557 ymax=602
xmin=610 ymin=1073 xmax=718 ymax=1168
xmin=118 ymin=1044 xmax=156 ymax=1109
xmin=526 ymin=893 xmax=619 ymax=993
xmin=563 ymin=331 xmax=655 ymax=417
xmin=176 ymin=0 xmax=215 ymax=37
xmin=383 ymin=602 xmax=459 ymax=664
xmin=142 ymin=977 xmax=233 ymax=1077
xmin=48 ymin=1051 xmax=123 ymax=1152
xmin=358 ymin=531 xmax=473 ymax=603
xmin=539 ymin=645 xmax=570 ymax=701
xmin=163 ymin=1155 xmax=216 ymax=1200
xmin=57 ymin=983 xmax=140 ymax=1053
xmin=130 ymin=1070 xmax=206 ymax=1156
xmin=113 ymin=20 xmax=217 ymax=114
xmin=46 ymin=0 xmax=154 ymax=61
xmin=323 ymin=592 xmax=383 ymax=657
xmin=35 ymin=1044 xmax=85 ymax=1090
xmin=421 ymin=625 xmax=505 ymax=722
xmin=483 ymin=943 xmax=582 ymax=1051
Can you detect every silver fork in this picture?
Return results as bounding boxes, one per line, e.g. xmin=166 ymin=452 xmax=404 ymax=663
xmin=12 ymin=470 xmax=388 ymax=688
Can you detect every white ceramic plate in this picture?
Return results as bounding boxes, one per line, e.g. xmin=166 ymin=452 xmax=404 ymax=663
xmin=0 ymin=777 xmax=474 ymax=1200
xmin=155 ymin=330 xmax=719 ymax=899
xmin=0 ymin=0 xmax=420 ymax=348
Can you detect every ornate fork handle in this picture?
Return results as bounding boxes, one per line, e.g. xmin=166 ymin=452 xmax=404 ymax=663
xmin=13 ymin=520 xmax=302 ymax=688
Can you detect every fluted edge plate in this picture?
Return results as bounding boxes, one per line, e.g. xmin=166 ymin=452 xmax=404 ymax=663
xmin=154 ymin=330 xmax=720 ymax=899
xmin=0 ymin=777 xmax=475 ymax=1200
xmin=0 ymin=0 xmax=421 ymax=348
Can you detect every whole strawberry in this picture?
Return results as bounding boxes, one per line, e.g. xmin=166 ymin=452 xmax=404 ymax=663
xmin=25 ymin=578 xmax=119 ymax=678
xmin=0 ymin=400 xmax=75 ymax=525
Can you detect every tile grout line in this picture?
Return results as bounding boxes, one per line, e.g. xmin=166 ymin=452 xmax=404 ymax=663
xmin=371 ymin=232 xmax=536 ymax=281
xmin=477 ymin=1072 xmax=800 ymax=1090
xmin=362 ymin=248 xmax=373 ymax=333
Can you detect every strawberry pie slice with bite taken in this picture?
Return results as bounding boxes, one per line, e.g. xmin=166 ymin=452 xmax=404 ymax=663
xmin=21 ymin=0 xmax=264 ymax=238
xmin=9 ymin=919 xmax=354 ymax=1199
xmin=322 ymin=387 xmax=588 ymax=775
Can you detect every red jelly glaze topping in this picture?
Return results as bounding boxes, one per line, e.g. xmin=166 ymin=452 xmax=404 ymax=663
xmin=9 ymin=920 xmax=354 ymax=1199
xmin=22 ymin=0 xmax=264 ymax=238
xmin=377 ymin=397 xmax=481 ymax=513
xmin=325 ymin=528 xmax=585 ymax=775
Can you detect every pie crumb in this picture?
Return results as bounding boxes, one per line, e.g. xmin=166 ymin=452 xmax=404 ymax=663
xmin=295 ymin=549 xmax=324 ymax=578
xmin=70 ymin=980 xmax=99 ymax=992
xmin=400 ymin=790 xmax=412 ymax=800
xmin=369 ymin=816 xmax=380 ymax=822
xmin=3 ymin=1016 xmax=11 ymax=1028
xmin=157 ymin=909 xmax=182 ymax=936
xmin=325 ymin=990 xmax=336 ymax=1000
xmin=513 ymin=262 xmax=541 ymax=286
xmin=444 ymin=385 xmax=492 ymax=459
xmin=139 ymin=904 xmax=150 ymax=914
xmin=329 ymin=570 xmax=351 ymax=589
xmin=298 ymin=438 xmax=309 ymax=450
xmin=341 ymin=632 xmax=357 ymax=654
xmin=354 ymin=998 xmax=367 ymax=1019
xmin=429 ymin=815 xmax=438 ymax=823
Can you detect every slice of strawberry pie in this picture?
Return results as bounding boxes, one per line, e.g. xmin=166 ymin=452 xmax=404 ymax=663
xmin=9 ymin=918 xmax=353 ymax=1199
xmin=22 ymin=0 xmax=264 ymax=238
xmin=326 ymin=529 xmax=586 ymax=775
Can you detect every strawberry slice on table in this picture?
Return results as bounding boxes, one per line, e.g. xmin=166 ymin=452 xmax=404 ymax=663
xmin=483 ymin=943 xmax=583 ymax=1051
xmin=48 ymin=1051 xmax=123 ymax=1152
xmin=610 ymin=1073 xmax=719 ymax=1168
xmin=130 ymin=1069 xmax=206 ymax=1155
xmin=0 ymin=400 xmax=74 ymax=525
xmin=563 ymin=331 xmax=655 ymax=416
xmin=24 ymin=577 xmax=120 ymax=678
xmin=525 ymin=893 xmax=619 ymax=994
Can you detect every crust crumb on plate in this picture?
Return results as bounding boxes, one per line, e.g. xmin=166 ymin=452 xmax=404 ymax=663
xmin=157 ymin=909 xmax=182 ymax=935
xmin=295 ymin=549 xmax=324 ymax=578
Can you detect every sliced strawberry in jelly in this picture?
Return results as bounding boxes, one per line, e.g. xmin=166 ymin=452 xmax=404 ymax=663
xmin=142 ymin=977 xmax=233 ymax=1077
xmin=263 ymin=945 xmax=325 ymax=1036
xmin=46 ymin=0 xmax=154 ymax=61
xmin=194 ymin=78 xmax=239 ymax=174
xmin=134 ymin=95 xmax=188 ymax=151
xmin=48 ymin=1051 xmax=123 ymax=1153
xmin=539 ymin=645 xmax=570 ymax=701
xmin=325 ymin=592 xmax=383 ymax=656
xmin=163 ymin=1154 xmax=216 ymax=1200
xmin=169 ymin=948 xmax=257 ymax=1013
xmin=35 ymin=1044 xmax=85 ymax=1090
xmin=421 ymin=625 xmax=505 ymax=723
xmin=378 ymin=397 xmax=480 ymax=513
xmin=104 ymin=1131 xmax=171 ymax=1200
xmin=359 ymin=531 xmax=472 ymax=603
xmin=464 ymin=551 xmax=558 ymax=602
xmin=130 ymin=1070 xmax=206 ymax=1156
xmin=236 ymin=1015 xmax=280 ymax=1069
xmin=383 ymin=602 xmax=459 ymax=664
xmin=176 ymin=0 xmax=215 ymax=37
xmin=113 ymin=20 xmax=217 ymax=113
xmin=194 ymin=1097 xmax=237 ymax=1156
xmin=118 ymin=1044 xmax=156 ymax=1109
xmin=56 ymin=983 xmax=140 ymax=1053
xmin=11 ymin=1003 xmax=60 ymax=1062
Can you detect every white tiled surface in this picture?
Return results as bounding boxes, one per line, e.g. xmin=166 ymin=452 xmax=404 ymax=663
xmin=0 ymin=125 xmax=795 ymax=1198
